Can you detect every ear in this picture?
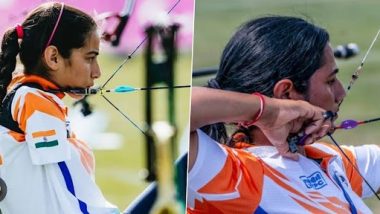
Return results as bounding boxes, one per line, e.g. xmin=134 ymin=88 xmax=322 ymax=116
xmin=42 ymin=46 xmax=61 ymax=71
xmin=273 ymin=79 xmax=304 ymax=100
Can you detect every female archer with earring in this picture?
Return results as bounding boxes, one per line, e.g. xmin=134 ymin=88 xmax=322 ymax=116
xmin=0 ymin=2 xmax=120 ymax=213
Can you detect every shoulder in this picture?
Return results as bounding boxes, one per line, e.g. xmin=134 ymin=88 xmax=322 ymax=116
xmin=305 ymin=142 xmax=352 ymax=158
xmin=306 ymin=141 xmax=380 ymax=160
xmin=192 ymin=130 xmax=264 ymax=182
xmin=11 ymin=86 xmax=67 ymax=129
xmin=13 ymin=85 xmax=64 ymax=107
xmin=196 ymin=129 xmax=261 ymax=163
xmin=188 ymin=131 xmax=264 ymax=212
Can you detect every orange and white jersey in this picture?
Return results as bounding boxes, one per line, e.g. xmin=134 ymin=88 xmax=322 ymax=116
xmin=187 ymin=130 xmax=380 ymax=214
xmin=0 ymin=75 xmax=119 ymax=214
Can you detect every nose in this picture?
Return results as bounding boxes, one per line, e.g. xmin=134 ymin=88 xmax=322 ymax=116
xmin=335 ymin=79 xmax=346 ymax=104
xmin=91 ymin=62 xmax=101 ymax=79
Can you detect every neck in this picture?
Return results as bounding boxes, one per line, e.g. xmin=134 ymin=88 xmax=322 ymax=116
xmin=251 ymin=128 xmax=306 ymax=156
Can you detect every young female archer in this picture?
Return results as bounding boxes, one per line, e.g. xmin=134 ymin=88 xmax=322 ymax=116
xmin=0 ymin=2 xmax=120 ymax=213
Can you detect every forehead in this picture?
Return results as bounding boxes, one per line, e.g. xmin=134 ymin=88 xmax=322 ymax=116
xmin=79 ymin=31 xmax=100 ymax=53
xmin=312 ymin=43 xmax=338 ymax=78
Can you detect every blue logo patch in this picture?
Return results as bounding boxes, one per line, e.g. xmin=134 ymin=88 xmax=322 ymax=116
xmin=300 ymin=172 xmax=327 ymax=190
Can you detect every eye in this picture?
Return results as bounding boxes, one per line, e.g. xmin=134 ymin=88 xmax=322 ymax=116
xmin=327 ymin=77 xmax=336 ymax=85
xmin=87 ymin=56 xmax=96 ymax=63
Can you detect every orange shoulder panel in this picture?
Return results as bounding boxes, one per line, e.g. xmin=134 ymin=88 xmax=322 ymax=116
xmin=305 ymin=142 xmax=363 ymax=196
xmin=15 ymin=92 xmax=66 ymax=132
xmin=194 ymin=146 xmax=264 ymax=213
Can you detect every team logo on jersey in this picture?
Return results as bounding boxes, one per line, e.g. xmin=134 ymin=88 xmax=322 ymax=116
xmin=300 ymin=172 xmax=327 ymax=190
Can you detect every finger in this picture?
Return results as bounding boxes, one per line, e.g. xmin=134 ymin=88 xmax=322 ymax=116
xmin=297 ymin=101 xmax=325 ymax=120
xmin=302 ymin=120 xmax=331 ymax=145
xmin=302 ymin=133 xmax=319 ymax=145
xmin=284 ymin=152 xmax=299 ymax=161
xmin=329 ymin=125 xmax=336 ymax=134
xmin=289 ymin=118 xmax=305 ymax=133
xmin=303 ymin=135 xmax=314 ymax=145
xmin=307 ymin=133 xmax=322 ymax=144
xmin=275 ymin=143 xmax=299 ymax=161
xmin=316 ymin=122 xmax=331 ymax=137
xmin=304 ymin=119 xmax=324 ymax=135
xmin=280 ymin=150 xmax=299 ymax=161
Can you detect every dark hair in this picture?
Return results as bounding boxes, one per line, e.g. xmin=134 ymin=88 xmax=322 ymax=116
xmin=0 ymin=2 xmax=97 ymax=101
xmin=202 ymin=16 xmax=330 ymax=145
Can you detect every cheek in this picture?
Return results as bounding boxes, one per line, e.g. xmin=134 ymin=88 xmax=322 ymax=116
xmin=83 ymin=64 xmax=92 ymax=74
xmin=74 ymin=63 xmax=91 ymax=77
xmin=307 ymin=85 xmax=335 ymax=109
xmin=68 ymin=63 xmax=91 ymax=84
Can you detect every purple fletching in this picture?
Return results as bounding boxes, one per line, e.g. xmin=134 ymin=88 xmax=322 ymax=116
xmin=340 ymin=119 xmax=358 ymax=129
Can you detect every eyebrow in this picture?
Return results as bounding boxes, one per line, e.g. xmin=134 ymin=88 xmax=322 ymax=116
xmin=86 ymin=50 xmax=99 ymax=56
xmin=328 ymin=68 xmax=339 ymax=77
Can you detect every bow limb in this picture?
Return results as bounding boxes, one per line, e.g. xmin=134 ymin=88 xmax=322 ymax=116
xmin=102 ymin=0 xmax=136 ymax=46
xmin=101 ymin=0 xmax=181 ymax=89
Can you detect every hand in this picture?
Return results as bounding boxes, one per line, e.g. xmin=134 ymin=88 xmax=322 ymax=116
xmin=255 ymin=98 xmax=332 ymax=160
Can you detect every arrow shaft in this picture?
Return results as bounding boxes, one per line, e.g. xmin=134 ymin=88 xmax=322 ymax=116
xmin=63 ymin=85 xmax=190 ymax=95
xmin=138 ymin=85 xmax=191 ymax=91
xmin=362 ymin=117 xmax=380 ymax=124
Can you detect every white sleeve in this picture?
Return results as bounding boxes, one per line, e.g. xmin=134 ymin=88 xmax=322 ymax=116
xmin=13 ymin=89 xmax=71 ymax=165
xmin=25 ymin=111 xmax=71 ymax=165
xmin=351 ymin=144 xmax=380 ymax=198
xmin=188 ymin=130 xmax=228 ymax=190
xmin=187 ymin=130 xmax=228 ymax=209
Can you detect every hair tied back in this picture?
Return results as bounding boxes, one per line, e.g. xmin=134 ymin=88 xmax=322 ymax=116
xmin=208 ymin=78 xmax=221 ymax=89
xmin=15 ymin=25 xmax=23 ymax=40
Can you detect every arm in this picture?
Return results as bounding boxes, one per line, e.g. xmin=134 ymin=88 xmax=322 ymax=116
xmin=189 ymin=87 xmax=331 ymax=169
xmin=190 ymin=87 xmax=265 ymax=170
xmin=190 ymin=87 xmax=265 ymax=131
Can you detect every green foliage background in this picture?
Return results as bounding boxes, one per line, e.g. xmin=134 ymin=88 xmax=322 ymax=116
xmin=193 ymin=0 xmax=380 ymax=211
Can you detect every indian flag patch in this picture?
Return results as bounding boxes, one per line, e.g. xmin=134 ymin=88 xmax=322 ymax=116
xmin=35 ymin=139 xmax=59 ymax=148
xmin=32 ymin=130 xmax=59 ymax=148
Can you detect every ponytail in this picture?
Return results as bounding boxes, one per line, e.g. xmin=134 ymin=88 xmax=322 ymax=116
xmin=0 ymin=28 xmax=20 ymax=101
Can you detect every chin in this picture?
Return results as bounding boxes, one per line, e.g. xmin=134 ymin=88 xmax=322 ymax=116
xmin=67 ymin=93 xmax=85 ymax=100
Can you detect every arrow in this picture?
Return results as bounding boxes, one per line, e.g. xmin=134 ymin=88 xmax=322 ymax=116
xmin=335 ymin=117 xmax=380 ymax=130
xmin=65 ymin=85 xmax=190 ymax=95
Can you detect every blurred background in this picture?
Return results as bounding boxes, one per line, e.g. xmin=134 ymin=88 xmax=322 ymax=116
xmin=0 ymin=0 xmax=193 ymax=210
xmin=193 ymin=0 xmax=380 ymax=211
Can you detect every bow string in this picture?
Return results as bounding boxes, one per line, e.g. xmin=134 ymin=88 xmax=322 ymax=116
xmin=86 ymin=0 xmax=187 ymax=136
xmin=329 ymin=28 xmax=380 ymax=200
xmin=290 ymin=28 xmax=380 ymax=200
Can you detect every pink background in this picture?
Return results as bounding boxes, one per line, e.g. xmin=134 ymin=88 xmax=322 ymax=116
xmin=0 ymin=0 xmax=194 ymax=53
